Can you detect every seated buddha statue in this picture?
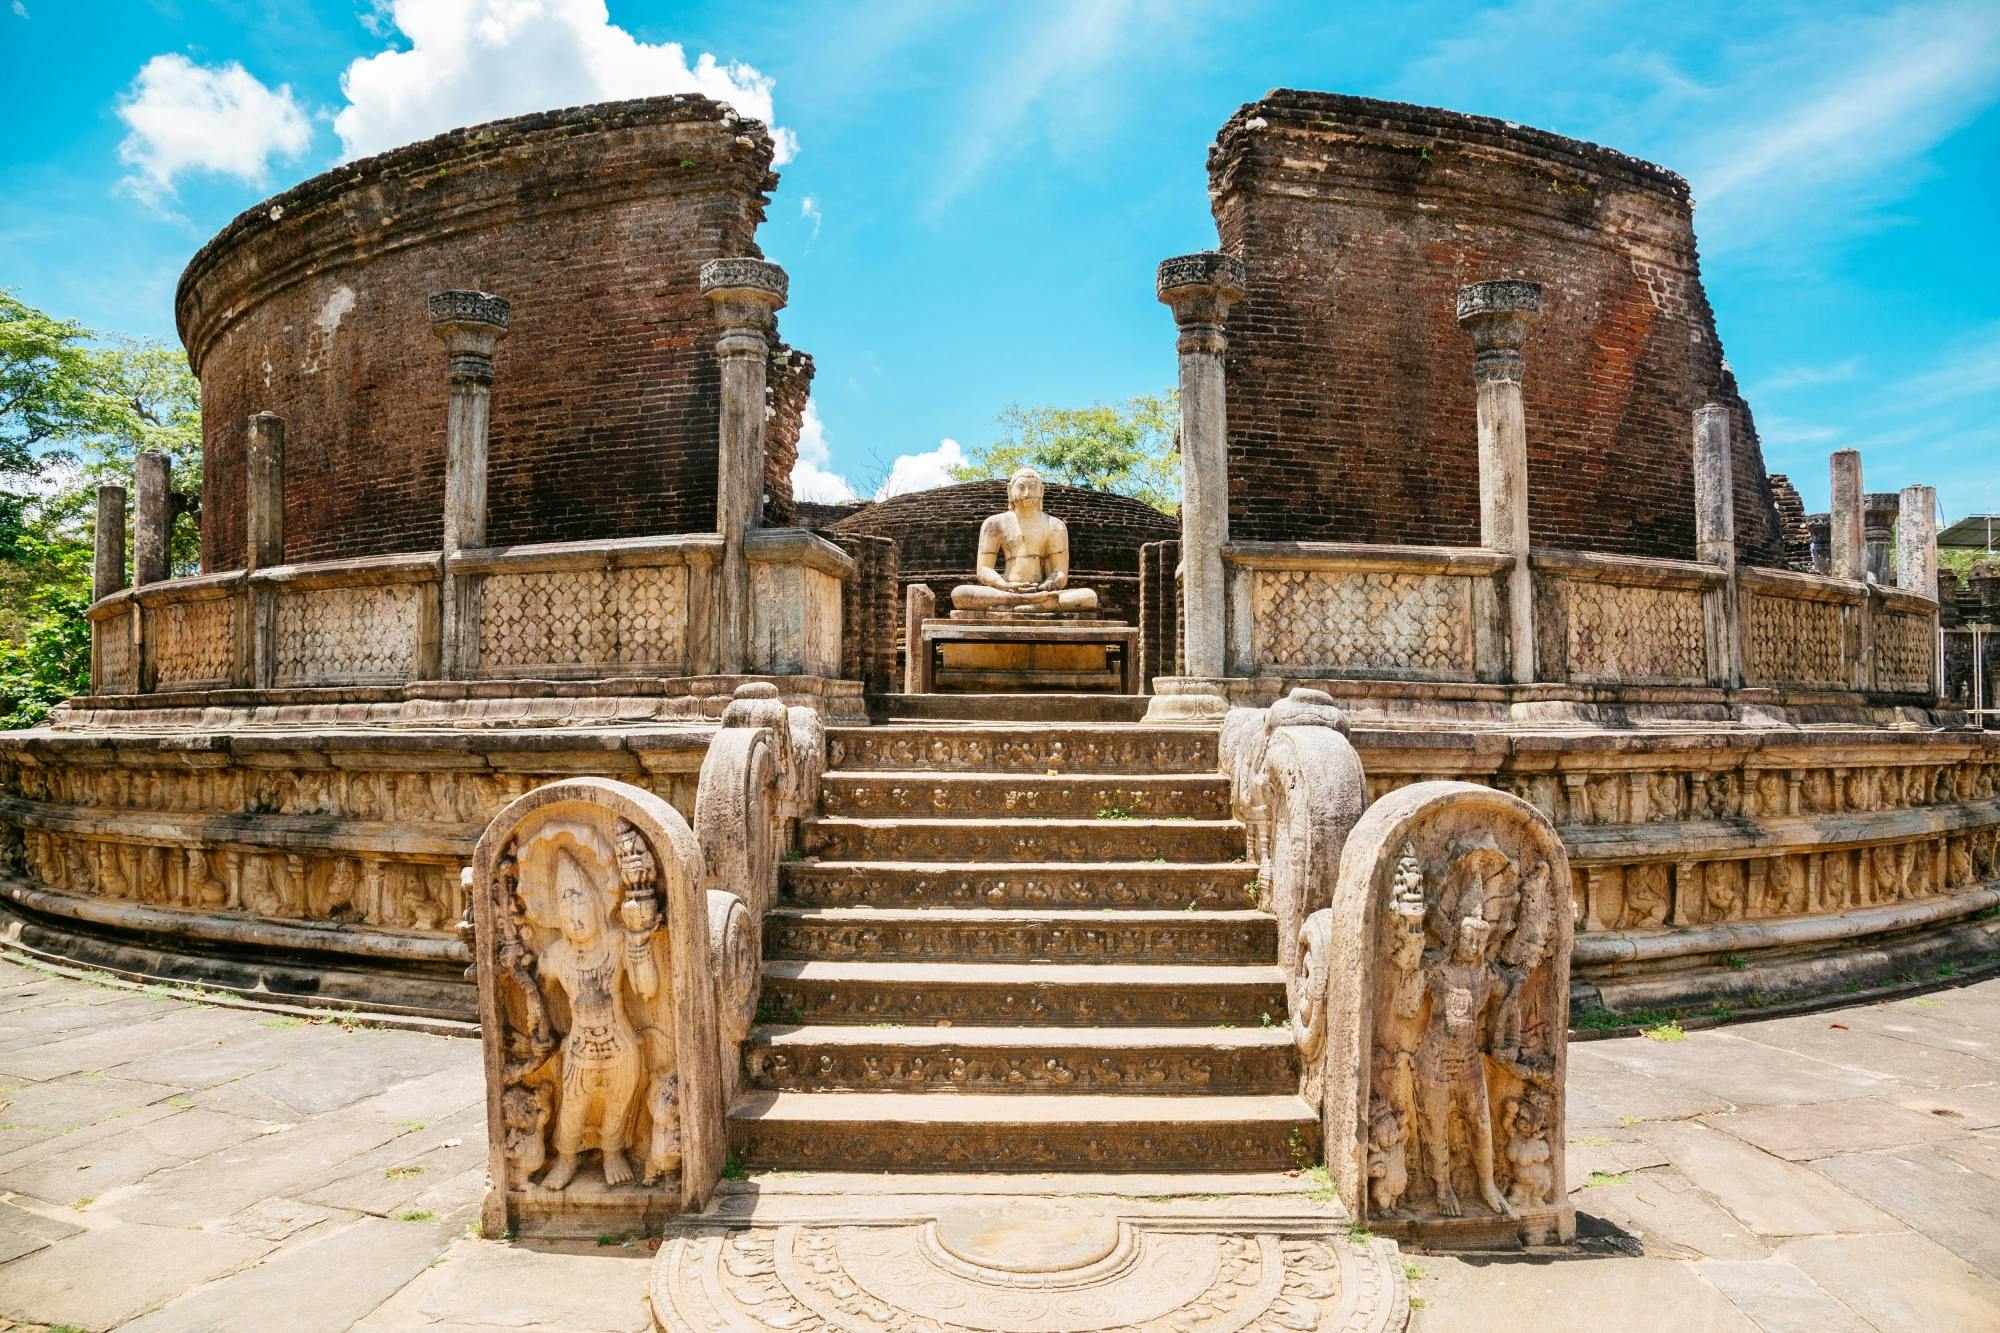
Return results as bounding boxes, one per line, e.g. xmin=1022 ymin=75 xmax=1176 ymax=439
xmin=950 ymin=467 xmax=1099 ymax=613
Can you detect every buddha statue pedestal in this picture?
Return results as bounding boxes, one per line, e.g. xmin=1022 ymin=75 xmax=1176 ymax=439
xmin=913 ymin=467 xmax=1138 ymax=694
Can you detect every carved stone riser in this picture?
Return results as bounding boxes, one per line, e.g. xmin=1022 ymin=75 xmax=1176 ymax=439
xmin=804 ymin=818 xmax=1247 ymax=865
xmin=728 ymin=1119 xmax=1318 ymax=1173
xmin=779 ymin=863 xmax=1262 ymax=910
xmin=759 ymin=973 xmax=1288 ymax=1027
xmin=8 ymin=828 xmax=464 ymax=934
xmin=763 ymin=912 xmax=1276 ymax=965
xmin=744 ymin=1038 xmax=1298 ymax=1095
xmin=1363 ymin=760 xmax=2000 ymax=830
xmin=820 ymin=774 xmax=1233 ymax=820
xmin=0 ymin=762 xmax=703 ymax=826
xmin=1569 ymin=834 xmax=2000 ymax=933
xmin=827 ymin=727 xmax=1219 ymax=775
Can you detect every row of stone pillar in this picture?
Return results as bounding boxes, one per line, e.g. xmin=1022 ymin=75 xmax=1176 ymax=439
xmin=1828 ymin=451 xmax=1936 ymax=598
xmin=1153 ymin=251 xmax=1941 ymax=693
xmin=92 ymin=257 xmax=795 ymax=683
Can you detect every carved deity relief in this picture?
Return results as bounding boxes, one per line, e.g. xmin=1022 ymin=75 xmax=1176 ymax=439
xmin=470 ymin=777 xmax=725 ymax=1235
xmin=1319 ymin=782 xmax=1571 ymax=1240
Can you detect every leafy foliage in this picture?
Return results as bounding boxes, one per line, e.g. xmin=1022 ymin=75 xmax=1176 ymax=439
xmin=0 ymin=291 xmax=201 ymax=725
xmin=951 ymin=391 xmax=1181 ymax=514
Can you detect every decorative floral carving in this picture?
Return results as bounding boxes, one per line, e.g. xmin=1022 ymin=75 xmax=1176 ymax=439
xmin=1563 ymin=581 xmax=1705 ymax=685
xmin=1251 ymin=569 xmax=1474 ymax=677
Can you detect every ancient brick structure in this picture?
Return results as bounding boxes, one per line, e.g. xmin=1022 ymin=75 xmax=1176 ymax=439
xmin=1767 ymin=473 xmax=1813 ymax=569
xmin=1211 ymin=92 xmax=1786 ymax=565
xmin=180 ymin=96 xmax=806 ymax=571
xmin=826 ymin=481 xmax=1177 ymax=630
xmin=826 ymin=532 xmax=898 ymax=695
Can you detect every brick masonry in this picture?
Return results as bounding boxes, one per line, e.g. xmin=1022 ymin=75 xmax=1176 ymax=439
xmin=825 ymin=480 xmax=1179 ymax=632
xmin=179 ymin=96 xmax=797 ymax=572
xmin=825 ymin=532 xmax=898 ymax=694
xmin=1211 ymin=91 xmax=1788 ymax=566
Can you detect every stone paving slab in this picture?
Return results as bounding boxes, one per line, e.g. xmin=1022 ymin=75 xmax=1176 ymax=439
xmin=2 ymin=958 xmax=2000 ymax=1329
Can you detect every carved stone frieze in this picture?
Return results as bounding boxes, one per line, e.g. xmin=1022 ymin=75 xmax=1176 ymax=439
xmin=780 ymin=863 xmax=1257 ymax=910
xmin=274 ymin=583 xmax=424 ymax=684
xmin=744 ymin=1040 xmax=1293 ymax=1095
xmin=827 ymin=729 xmax=1216 ymax=775
xmin=151 ymin=595 xmax=239 ymax=689
xmin=479 ymin=564 xmax=689 ymax=675
xmin=1743 ymin=592 xmax=1850 ymax=689
xmin=1873 ymin=608 xmax=1935 ymax=694
xmin=1561 ymin=580 xmax=1706 ymax=685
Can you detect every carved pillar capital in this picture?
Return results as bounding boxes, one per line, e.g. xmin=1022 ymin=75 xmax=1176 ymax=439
xmin=701 ymin=259 xmax=788 ymax=677
xmin=1455 ymin=281 xmax=1541 ymax=384
xmin=1157 ymin=252 xmax=1245 ymax=357
xmin=700 ymin=258 xmax=788 ymax=357
xmin=428 ymin=290 xmax=511 ymax=385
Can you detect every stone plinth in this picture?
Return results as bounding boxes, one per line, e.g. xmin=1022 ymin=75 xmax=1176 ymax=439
xmin=913 ymin=616 xmax=1139 ymax=694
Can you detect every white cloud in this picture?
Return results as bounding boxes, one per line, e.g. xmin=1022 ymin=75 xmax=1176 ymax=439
xmin=115 ymin=54 xmax=312 ymax=205
xmin=790 ymin=399 xmax=856 ymax=503
xmin=1748 ymin=357 xmax=1862 ymax=397
xmin=12 ymin=3 xmax=29 ymax=18
xmin=877 ymin=439 xmax=966 ymax=499
xmin=1893 ymin=326 xmax=2000 ymax=408
xmin=333 ymin=0 xmax=796 ymax=163
xmin=799 ymin=194 xmax=822 ymax=246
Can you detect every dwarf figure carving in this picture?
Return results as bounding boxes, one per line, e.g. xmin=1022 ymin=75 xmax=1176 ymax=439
xmin=1502 ymin=1092 xmax=1555 ymax=1211
xmin=501 ymin=1083 xmax=554 ymax=1180
xmin=643 ymin=1071 xmax=682 ymax=1186
xmin=1366 ymin=1092 xmax=1410 ymax=1215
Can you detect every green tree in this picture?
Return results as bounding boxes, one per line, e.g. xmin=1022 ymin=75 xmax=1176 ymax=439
xmin=951 ymin=391 xmax=1181 ymax=514
xmin=0 ymin=291 xmax=201 ymax=725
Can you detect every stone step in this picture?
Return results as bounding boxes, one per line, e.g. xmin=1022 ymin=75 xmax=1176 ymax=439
xmin=780 ymin=860 xmax=1262 ymax=910
xmin=745 ymin=1024 xmax=1299 ymax=1095
xmin=874 ymin=693 xmax=1151 ymax=724
xmin=759 ymin=960 xmax=1288 ymax=1027
xmin=819 ymin=771 xmax=1232 ymax=820
xmin=803 ymin=817 xmax=1245 ymax=864
xmin=728 ymin=1091 xmax=1321 ymax=1172
xmin=763 ymin=906 xmax=1277 ymax=965
xmin=827 ymin=725 xmax=1218 ymax=775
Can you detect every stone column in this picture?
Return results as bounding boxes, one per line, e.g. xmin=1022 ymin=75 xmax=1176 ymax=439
xmin=92 ymin=485 xmax=127 ymax=602
xmin=1692 ymin=404 xmax=1741 ymax=688
xmin=1829 ymin=449 xmax=1864 ymax=581
xmin=1155 ymin=253 xmax=1245 ymax=707
xmin=700 ymin=258 xmax=788 ymax=677
xmin=1456 ymin=280 xmax=1542 ymax=684
xmin=133 ymin=451 xmax=172 ymax=587
xmin=245 ymin=412 xmax=285 ymax=571
xmin=1898 ymin=484 xmax=1938 ymax=600
xmin=429 ymin=291 xmax=510 ymax=679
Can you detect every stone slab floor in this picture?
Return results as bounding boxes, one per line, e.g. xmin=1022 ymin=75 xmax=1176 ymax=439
xmin=0 ymin=954 xmax=1997 ymax=1332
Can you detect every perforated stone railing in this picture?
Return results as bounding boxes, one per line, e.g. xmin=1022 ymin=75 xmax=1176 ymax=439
xmin=84 ymin=529 xmax=852 ymax=695
xmin=1530 ymin=550 xmax=1722 ymax=688
xmin=1224 ymin=542 xmax=1513 ymax=682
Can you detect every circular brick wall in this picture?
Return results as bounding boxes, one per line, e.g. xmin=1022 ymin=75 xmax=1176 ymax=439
xmin=828 ymin=481 xmax=1178 ymax=626
xmin=1213 ymin=91 xmax=1788 ymax=566
xmin=178 ymin=96 xmax=788 ymax=573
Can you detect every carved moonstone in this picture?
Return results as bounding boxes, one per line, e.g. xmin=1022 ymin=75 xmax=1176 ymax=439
xmin=950 ymin=466 xmax=1099 ymax=613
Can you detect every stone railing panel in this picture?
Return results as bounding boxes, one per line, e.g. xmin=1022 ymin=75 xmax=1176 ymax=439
xmin=746 ymin=528 xmax=852 ymax=678
xmin=1226 ymin=543 xmax=1511 ymax=681
xmin=265 ymin=558 xmax=439 ymax=687
xmin=91 ymin=605 xmax=135 ymax=695
xmin=143 ymin=578 xmax=245 ymax=691
xmin=1739 ymin=569 xmax=1860 ymax=691
xmin=1530 ymin=552 xmax=1715 ymax=687
xmin=1872 ymin=598 xmax=1937 ymax=696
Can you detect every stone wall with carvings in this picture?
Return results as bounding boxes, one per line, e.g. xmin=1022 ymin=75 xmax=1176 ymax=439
xmin=275 ymin=582 xmax=428 ymax=686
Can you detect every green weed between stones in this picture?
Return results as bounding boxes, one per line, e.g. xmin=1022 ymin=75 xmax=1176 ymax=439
xmin=396 ymin=1209 xmax=438 ymax=1223
xmin=1586 ymin=1170 xmax=1633 ymax=1188
xmin=722 ymin=1155 xmax=749 ymax=1181
xmin=1642 ymin=1022 xmax=1687 ymax=1043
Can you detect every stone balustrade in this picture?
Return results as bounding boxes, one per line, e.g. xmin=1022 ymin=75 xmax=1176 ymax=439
xmin=1530 ymin=550 xmax=1724 ymax=688
xmin=83 ymin=530 xmax=851 ymax=695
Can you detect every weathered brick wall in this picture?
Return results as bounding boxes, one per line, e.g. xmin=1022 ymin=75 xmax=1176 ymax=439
xmin=763 ymin=349 xmax=812 ymax=529
xmin=179 ymin=96 xmax=787 ymax=572
xmin=1137 ymin=539 xmax=1182 ymax=690
xmin=1767 ymin=474 xmax=1813 ymax=570
xmin=1211 ymin=91 xmax=1787 ymax=566
xmin=825 ymin=533 xmax=898 ymax=695
xmin=797 ymin=500 xmax=870 ymax=531
xmin=826 ymin=481 xmax=1178 ymax=631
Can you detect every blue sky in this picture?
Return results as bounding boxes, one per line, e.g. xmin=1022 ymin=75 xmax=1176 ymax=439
xmin=4 ymin=1 xmax=1997 ymax=524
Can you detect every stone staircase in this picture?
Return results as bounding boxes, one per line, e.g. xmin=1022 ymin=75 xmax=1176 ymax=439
xmin=727 ymin=700 xmax=1320 ymax=1173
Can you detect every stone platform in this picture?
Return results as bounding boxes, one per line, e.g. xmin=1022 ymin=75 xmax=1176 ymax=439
xmin=6 ymin=955 xmax=2000 ymax=1329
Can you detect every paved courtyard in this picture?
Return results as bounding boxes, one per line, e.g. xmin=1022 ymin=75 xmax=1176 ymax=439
xmin=0 ymin=954 xmax=1996 ymax=1332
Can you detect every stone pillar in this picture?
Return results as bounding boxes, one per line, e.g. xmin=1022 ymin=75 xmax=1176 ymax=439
xmin=1829 ymin=449 xmax=1864 ymax=581
xmin=1864 ymin=492 xmax=1899 ymax=584
xmin=1456 ymin=280 xmax=1542 ymax=683
xmin=133 ymin=451 xmax=172 ymax=587
xmin=700 ymin=258 xmax=789 ymax=677
xmin=1898 ymin=484 xmax=1938 ymax=600
xmin=92 ymin=485 xmax=127 ymax=602
xmin=245 ymin=412 xmax=285 ymax=571
xmin=1693 ymin=404 xmax=1741 ymax=688
xmin=1156 ymin=253 xmax=1245 ymax=694
xmin=429 ymin=291 xmax=510 ymax=679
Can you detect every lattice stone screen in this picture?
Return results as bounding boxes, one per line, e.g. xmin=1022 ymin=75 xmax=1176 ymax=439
xmin=1743 ymin=588 xmax=1854 ymax=690
xmin=1873 ymin=607 xmax=1937 ymax=695
xmin=91 ymin=608 xmax=134 ymax=695
xmin=1531 ymin=554 xmax=1717 ymax=687
xmin=1248 ymin=568 xmax=1475 ymax=677
xmin=150 ymin=594 xmax=240 ymax=690
xmin=479 ymin=563 xmax=693 ymax=677
xmin=275 ymin=583 xmax=429 ymax=685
